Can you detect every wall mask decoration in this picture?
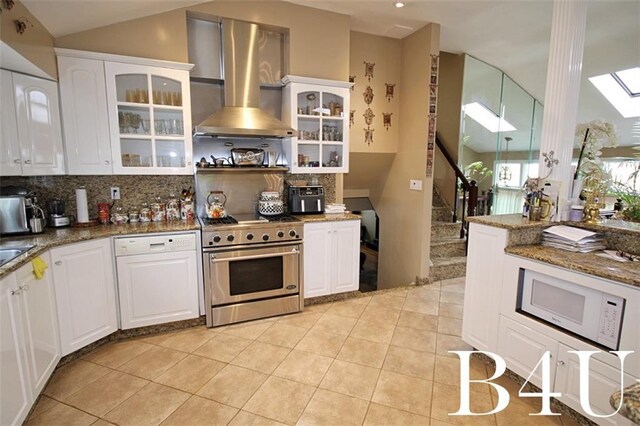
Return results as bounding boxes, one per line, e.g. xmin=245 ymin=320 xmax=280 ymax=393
xmin=363 ymin=108 xmax=375 ymax=126
xmin=349 ymin=75 xmax=356 ymax=91
xmin=385 ymin=83 xmax=396 ymax=102
xmin=363 ymin=86 xmax=374 ymax=105
xmin=364 ymin=62 xmax=375 ymax=82
xmin=383 ymin=113 xmax=393 ymax=130
xmin=349 ymin=109 xmax=355 ymax=128
xmin=364 ymin=127 xmax=375 ymax=146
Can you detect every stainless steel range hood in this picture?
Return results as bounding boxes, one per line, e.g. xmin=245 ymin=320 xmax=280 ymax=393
xmin=194 ymin=19 xmax=295 ymax=138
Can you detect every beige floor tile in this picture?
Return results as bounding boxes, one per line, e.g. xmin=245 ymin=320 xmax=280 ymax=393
xmin=220 ymin=320 xmax=274 ymax=340
xmin=44 ymin=360 xmax=111 ymax=400
xmin=403 ymin=296 xmax=440 ymax=316
xmin=440 ymin=290 xmax=465 ymax=305
xmin=138 ymin=330 xmax=177 ymax=345
xmin=433 ymin=355 xmax=489 ymax=392
xmin=64 ymin=370 xmax=148 ymax=417
xmin=337 ymin=336 xmax=389 ymax=368
xmin=387 ymin=287 xmax=411 ymax=296
xmin=397 ymin=310 xmax=439 ymax=331
xmin=277 ymin=312 xmax=322 ymax=329
xmin=312 ymin=313 xmax=357 ymax=336
xmin=297 ymin=388 xmax=369 ymax=426
xmin=302 ymin=303 xmax=332 ymax=314
xmin=435 ymin=334 xmax=473 ymax=357
xmin=324 ymin=300 xmax=367 ymax=319
xmin=161 ymin=395 xmax=238 ymax=426
xmin=440 ymin=277 xmax=466 ymax=292
xmin=371 ymin=370 xmax=433 ymax=417
xmin=27 ymin=396 xmax=58 ymax=420
xmin=430 ymin=420 xmax=454 ymax=426
xmin=272 ymin=349 xmax=333 ymax=386
xmin=117 ymin=345 xmax=187 ymax=380
xmin=193 ymin=333 xmax=252 ymax=362
xmin=369 ymin=293 xmax=406 ymax=310
xmin=156 ymin=327 xmax=217 ymax=353
xmin=408 ymin=286 xmax=441 ymax=300
xmin=363 ymin=403 xmax=431 ymax=426
xmin=437 ymin=317 xmax=463 ymax=336
xmin=319 ymin=359 xmax=380 ymax=400
xmin=231 ymin=341 xmax=290 ymax=374
xmin=430 ymin=382 xmax=496 ymax=425
xmin=154 ymin=354 xmax=226 ymax=393
xmin=91 ymin=420 xmax=116 ymax=426
xmin=360 ymin=305 xmax=401 ymax=326
xmin=439 ymin=302 xmax=464 ymax=320
xmin=383 ymin=345 xmax=435 ymax=380
xmin=350 ymin=319 xmax=396 ymax=344
xmin=256 ymin=322 xmax=308 ymax=348
xmin=103 ymin=382 xmax=189 ymax=426
xmin=229 ymin=410 xmax=288 ymax=426
xmin=243 ymin=376 xmax=316 ymax=425
xmin=197 ymin=365 xmax=268 ymax=408
xmin=391 ymin=326 xmax=437 ymax=353
xmin=349 ymin=295 xmax=372 ymax=305
xmin=83 ymin=340 xmax=153 ymax=369
xmin=495 ymin=398 xmax=563 ymax=425
xmin=25 ymin=402 xmax=97 ymax=426
xmin=294 ymin=328 xmax=347 ymax=357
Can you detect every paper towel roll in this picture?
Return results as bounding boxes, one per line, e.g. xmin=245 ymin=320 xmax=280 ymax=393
xmin=76 ymin=187 xmax=89 ymax=223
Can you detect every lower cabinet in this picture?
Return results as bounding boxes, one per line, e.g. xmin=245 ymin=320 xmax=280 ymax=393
xmin=303 ymin=220 xmax=360 ymax=298
xmin=1 ymin=251 xmax=60 ymax=426
xmin=51 ymin=238 xmax=118 ymax=356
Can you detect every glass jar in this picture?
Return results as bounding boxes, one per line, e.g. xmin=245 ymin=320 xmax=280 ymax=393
xmin=110 ymin=206 xmax=129 ymax=225
xmin=139 ymin=202 xmax=152 ymax=222
xmin=151 ymin=196 xmax=166 ymax=222
xmin=128 ymin=205 xmax=140 ymax=223
xmin=97 ymin=202 xmax=111 ymax=224
xmin=166 ymin=194 xmax=180 ymax=221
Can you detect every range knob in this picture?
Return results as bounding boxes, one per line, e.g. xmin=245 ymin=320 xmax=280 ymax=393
xmin=262 ymin=234 xmax=270 ymax=241
xmin=277 ymin=230 xmax=285 ymax=238
xmin=213 ymin=235 xmax=221 ymax=243
xmin=289 ymin=229 xmax=296 ymax=237
xmin=227 ymin=234 xmax=235 ymax=242
xmin=246 ymin=233 xmax=254 ymax=240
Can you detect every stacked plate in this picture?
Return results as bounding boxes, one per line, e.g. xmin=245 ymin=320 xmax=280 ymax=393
xmin=258 ymin=191 xmax=284 ymax=215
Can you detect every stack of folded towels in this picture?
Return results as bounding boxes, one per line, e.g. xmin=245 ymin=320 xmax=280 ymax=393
xmin=324 ymin=203 xmax=346 ymax=214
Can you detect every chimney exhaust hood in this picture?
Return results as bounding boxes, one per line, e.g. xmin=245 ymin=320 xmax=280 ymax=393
xmin=194 ymin=19 xmax=295 ymax=138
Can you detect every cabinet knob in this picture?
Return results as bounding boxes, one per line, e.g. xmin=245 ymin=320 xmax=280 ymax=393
xmin=557 ymin=360 xmax=565 ymax=366
xmin=24 ymin=160 xmax=32 ymax=165
xmin=55 ymin=261 xmax=62 ymax=266
xmin=187 ymin=161 xmax=192 ymax=166
xmin=104 ymin=160 xmax=110 ymax=165
xmin=13 ymin=159 xmax=21 ymax=164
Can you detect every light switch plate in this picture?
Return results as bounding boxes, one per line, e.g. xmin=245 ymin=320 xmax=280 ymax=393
xmin=409 ymin=180 xmax=422 ymax=191
xmin=111 ymin=187 xmax=121 ymax=200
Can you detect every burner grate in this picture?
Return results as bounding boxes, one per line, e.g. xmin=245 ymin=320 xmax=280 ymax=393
xmin=200 ymin=216 xmax=238 ymax=226
xmin=262 ymin=214 xmax=300 ymax=223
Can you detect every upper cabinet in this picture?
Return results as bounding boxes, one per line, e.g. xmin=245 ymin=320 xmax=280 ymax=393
xmin=0 ymin=70 xmax=65 ymax=176
xmin=282 ymin=76 xmax=352 ymax=174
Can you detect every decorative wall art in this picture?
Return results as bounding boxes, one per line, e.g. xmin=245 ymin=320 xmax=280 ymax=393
xmin=383 ymin=113 xmax=392 ymax=130
xmin=426 ymin=54 xmax=439 ymax=178
xmin=385 ymin=83 xmax=395 ymax=101
xmin=363 ymin=86 xmax=374 ymax=105
xmin=363 ymin=108 xmax=375 ymax=126
xmin=364 ymin=62 xmax=375 ymax=82
xmin=364 ymin=127 xmax=375 ymax=146
xmin=349 ymin=109 xmax=355 ymax=128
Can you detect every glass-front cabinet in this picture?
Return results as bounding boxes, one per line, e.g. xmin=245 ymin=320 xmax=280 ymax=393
xmin=105 ymin=62 xmax=193 ymax=174
xmin=282 ymin=76 xmax=352 ymax=173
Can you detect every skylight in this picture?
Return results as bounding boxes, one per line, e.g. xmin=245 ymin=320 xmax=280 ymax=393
xmin=589 ymin=67 xmax=640 ymax=118
xmin=463 ymin=102 xmax=516 ymax=133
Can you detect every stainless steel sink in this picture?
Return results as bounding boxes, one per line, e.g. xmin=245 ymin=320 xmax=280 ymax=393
xmin=0 ymin=245 xmax=35 ymax=267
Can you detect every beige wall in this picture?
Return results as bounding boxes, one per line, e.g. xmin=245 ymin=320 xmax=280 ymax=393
xmin=344 ymin=152 xmax=396 ymax=206
xmin=0 ymin=0 xmax=56 ymax=79
xmin=349 ymin=31 xmax=401 ymax=153
xmin=55 ymin=1 xmax=351 ymax=81
xmin=377 ymin=23 xmax=440 ymax=289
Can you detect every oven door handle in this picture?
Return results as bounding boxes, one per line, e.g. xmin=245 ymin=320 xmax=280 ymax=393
xmin=209 ymin=248 xmax=299 ymax=263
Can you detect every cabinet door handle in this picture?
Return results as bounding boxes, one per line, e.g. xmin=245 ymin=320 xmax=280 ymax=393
xmin=55 ymin=261 xmax=62 ymax=265
xmin=13 ymin=159 xmax=21 ymax=164
xmin=104 ymin=160 xmax=110 ymax=165
xmin=11 ymin=285 xmax=26 ymax=295
xmin=24 ymin=159 xmax=32 ymax=165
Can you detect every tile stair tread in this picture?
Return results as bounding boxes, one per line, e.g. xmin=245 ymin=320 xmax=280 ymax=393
xmin=430 ymin=237 xmax=465 ymax=246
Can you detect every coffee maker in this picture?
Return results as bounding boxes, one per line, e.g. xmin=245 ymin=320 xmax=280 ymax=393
xmin=0 ymin=186 xmax=46 ymax=235
xmin=48 ymin=198 xmax=72 ymax=227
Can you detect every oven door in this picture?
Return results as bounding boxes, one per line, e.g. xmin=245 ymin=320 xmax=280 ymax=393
xmin=205 ymin=243 xmax=301 ymax=305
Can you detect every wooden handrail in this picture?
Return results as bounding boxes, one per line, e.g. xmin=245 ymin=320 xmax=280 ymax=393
xmin=435 ymin=133 xmax=470 ymax=190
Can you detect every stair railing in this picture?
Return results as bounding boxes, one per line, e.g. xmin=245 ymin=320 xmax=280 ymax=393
xmin=435 ymin=133 xmax=478 ymax=239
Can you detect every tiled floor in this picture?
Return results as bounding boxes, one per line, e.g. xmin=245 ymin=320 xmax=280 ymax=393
xmin=28 ymin=277 xmax=583 ymax=425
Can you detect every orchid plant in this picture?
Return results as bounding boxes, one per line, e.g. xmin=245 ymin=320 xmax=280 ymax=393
xmin=575 ymin=120 xmax=619 ymax=177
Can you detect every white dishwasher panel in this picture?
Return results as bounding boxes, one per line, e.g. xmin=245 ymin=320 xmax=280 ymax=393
xmin=116 ymin=249 xmax=199 ymax=329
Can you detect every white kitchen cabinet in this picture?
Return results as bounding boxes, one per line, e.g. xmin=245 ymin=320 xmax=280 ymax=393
xmin=1 ymin=252 xmax=60 ymax=426
xmin=303 ymin=220 xmax=360 ymax=298
xmin=104 ymin=61 xmax=193 ymax=175
xmin=461 ymin=223 xmax=508 ymax=352
xmin=282 ymin=76 xmax=352 ymax=173
xmin=51 ymin=238 xmax=118 ymax=356
xmin=57 ymin=55 xmax=113 ymax=174
xmin=0 ymin=71 xmax=65 ymax=176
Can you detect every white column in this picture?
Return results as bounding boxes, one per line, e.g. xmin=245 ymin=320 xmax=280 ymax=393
xmin=539 ymin=0 xmax=588 ymax=209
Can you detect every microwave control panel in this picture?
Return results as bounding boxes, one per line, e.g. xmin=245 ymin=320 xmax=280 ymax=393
xmin=596 ymin=295 xmax=625 ymax=350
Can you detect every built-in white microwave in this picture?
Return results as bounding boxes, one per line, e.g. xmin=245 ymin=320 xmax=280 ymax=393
xmin=517 ymin=269 xmax=625 ymax=350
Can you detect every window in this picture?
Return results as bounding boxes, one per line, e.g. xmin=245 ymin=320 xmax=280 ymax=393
xmin=589 ymin=67 xmax=640 ymax=118
xmin=603 ymin=159 xmax=640 ymax=192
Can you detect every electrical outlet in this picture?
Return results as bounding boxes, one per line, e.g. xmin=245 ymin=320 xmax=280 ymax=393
xmin=409 ymin=180 xmax=422 ymax=191
xmin=111 ymin=187 xmax=121 ymax=200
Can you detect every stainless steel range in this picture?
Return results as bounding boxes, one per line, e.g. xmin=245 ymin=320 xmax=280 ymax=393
xmin=199 ymin=214 xmax=304 ymax=327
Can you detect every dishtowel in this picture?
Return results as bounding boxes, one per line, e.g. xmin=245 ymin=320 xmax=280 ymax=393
xmin=32 ymin=256 xmax=48 ymax=280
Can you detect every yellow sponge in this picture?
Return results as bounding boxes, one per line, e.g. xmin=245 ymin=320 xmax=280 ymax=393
xmin=32 ymin=256 xmax=48 ymax=280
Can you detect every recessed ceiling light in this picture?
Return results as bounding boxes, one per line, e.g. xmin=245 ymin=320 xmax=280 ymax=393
xmin=589 ymin=67 xmax=640 ymax=118
xmin=463 ymin=102 xmax=516 ymax=133
xmin=394 ymin=1 xmax=406 ymax=8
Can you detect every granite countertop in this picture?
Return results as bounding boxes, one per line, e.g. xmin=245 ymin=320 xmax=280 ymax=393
xmin=466 ymin=214 xmax=551 ymax=230
xmin=0 ymin=221 xmax=200 ymax=279
xmin=610 ymin=382 xmax=640 ymax=424
xmin=505 ymin=245 xmax=640 ymax=288
xmin=294 ymin=213 xmax=361 ymax=222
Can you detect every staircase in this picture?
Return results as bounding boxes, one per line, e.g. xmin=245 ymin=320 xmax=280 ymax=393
xmin=430 ymin=185 xmax=467 ymax=281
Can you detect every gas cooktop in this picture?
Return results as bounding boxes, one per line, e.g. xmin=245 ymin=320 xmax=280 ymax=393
xmin=199 ymin=214 xmax=303 ymax=248
xmin=199 ymin=214 xmax=300 ymax=227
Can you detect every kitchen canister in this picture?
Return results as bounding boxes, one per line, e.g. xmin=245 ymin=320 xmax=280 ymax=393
xmin=166 ymin=195 xmax=180 ymax=221
xmin=180 ymin=200 xmax=195 ymax=220
xmin=97 ymin=202 xmax=111 ymax=224
xmin=139 ymin=202 xmax=152 ymax=222
xmin=151 ymin=197 xmax=166 ymax=222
